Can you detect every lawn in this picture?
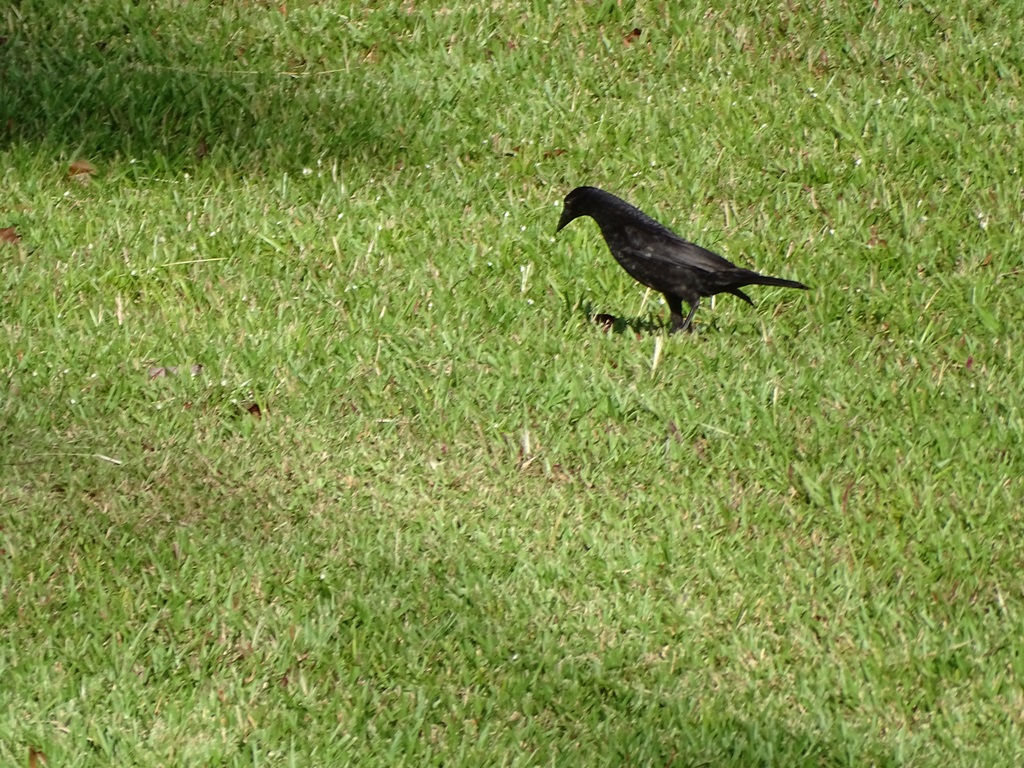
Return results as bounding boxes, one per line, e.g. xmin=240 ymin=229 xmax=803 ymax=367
xmin=2 ymin=1 xmax=1023 ymax=765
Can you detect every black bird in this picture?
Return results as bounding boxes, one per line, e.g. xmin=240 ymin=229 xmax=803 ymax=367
xmin=556 ymin=186 xmax=809 ymax=333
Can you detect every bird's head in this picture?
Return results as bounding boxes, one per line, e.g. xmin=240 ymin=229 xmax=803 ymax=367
xmin=556 ymin=186 xmax=599 ymax=233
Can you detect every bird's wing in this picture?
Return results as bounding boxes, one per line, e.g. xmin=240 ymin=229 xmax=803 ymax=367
xmin=621 ymin=222 xmax=737 ymax=272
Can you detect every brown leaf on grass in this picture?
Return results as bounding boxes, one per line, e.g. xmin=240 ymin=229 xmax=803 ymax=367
xmin=866 ymin=226 xmax=887 ymax=248
xmin=246 ymin=402 xmax=262 ymax=419
xmin=693 ymin=438 xmax=709 ymax=462
xmin=68 ymin=159 xmax=96 ymax=178
xmin=29 ymin=747 xmax=46 ymax=768
xmin=543 ymin=148 xmax=567 ymax=159
xmin=195 ymin=138 xmax=209 ymax=161
xmin=0 ymin=226 xmax=20 ymax=245
xmin=804 ymin=185 xmax=819 ymax=210
xmin=624 ymin=27 xmax=642 ymax=45
xmin=965 ymin=356 xmax=973 ymax=371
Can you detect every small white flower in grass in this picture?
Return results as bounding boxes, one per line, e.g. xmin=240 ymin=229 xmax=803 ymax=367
xmin=855 ymin=157 xmax=862 ymax=166
xmin=129 ymin=158 xmax=137 ymax=164
xmin=70 ymin=399 xmax=76 ymax=405
xmin=976 ymin=212 xmax=989 ymax=230
xmin=302 ymin=167 xmax=312 ymax=176
xmin=221 ymin=379 xmax=228 ymax=386
xmin=527 ymin=299 xmax=534 ymax=305
xmin=319 ymin=571 xmax=326 ymax=580
xmin=829 ymin=228 xmax=835 ymax=235
xmin=520 ymin=225 xmax=526 ymax=231
xmin=183 ymin=172 xmax=190 ymax=180
xmin=64 ymin=191 xmax=70 ymax=197
xmin=337 ymin=213 xmax=344 ymax=219
xmin=487 ymin=261 xmax=493 ymax=267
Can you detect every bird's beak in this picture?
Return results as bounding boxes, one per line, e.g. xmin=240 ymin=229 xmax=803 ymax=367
xmin=555 ymin=209 xmax=572 ymax=234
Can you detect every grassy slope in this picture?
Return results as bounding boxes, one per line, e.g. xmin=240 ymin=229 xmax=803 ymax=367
xmin=2 ymin=1 xmax=1023 ymax=765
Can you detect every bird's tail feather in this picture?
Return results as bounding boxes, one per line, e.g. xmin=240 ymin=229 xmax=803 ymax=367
xmin=726 ymin=288 xmax=754 ymax=306
xmin=746 ymin=273 xmax=809 ymax=291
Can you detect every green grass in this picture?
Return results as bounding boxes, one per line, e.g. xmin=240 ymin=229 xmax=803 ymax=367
xmin=2 ymin=1 xmax=1023 ymax=765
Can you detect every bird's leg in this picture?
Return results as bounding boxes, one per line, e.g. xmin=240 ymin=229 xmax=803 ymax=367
xmin=667 ymin=295 xmax=699 ymax=334
xmin=666 ymin=294 xmax=685 ymax=332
